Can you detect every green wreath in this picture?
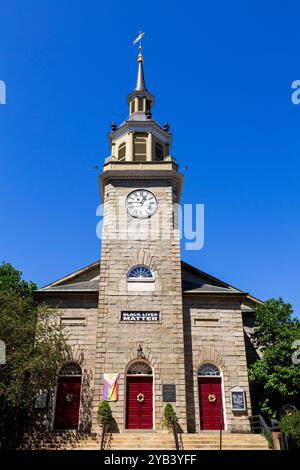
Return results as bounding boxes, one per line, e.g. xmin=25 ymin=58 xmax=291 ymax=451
xmin=137 ymin=393 xmax=145 ymax=403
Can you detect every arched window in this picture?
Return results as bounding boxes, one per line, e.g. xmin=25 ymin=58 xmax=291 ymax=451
xmin=128 ymin=265 xmax=154 ymax=280
xmin=127 ymin=361 xmax=152 ymax=375
xmin=134 ymin=133 xmax=147 ymax=162
xmin=118 ymin=142 xmax=126 ymax=161
xmin=130 ymin=100 xmax=135 ymax=114
xmin=198 ymin=363 xmax=220 ymax=376
xmin=155 ymin=142 xmax=164 ymax=161
xmin=59 ymin=362 xmax=82 ymax=377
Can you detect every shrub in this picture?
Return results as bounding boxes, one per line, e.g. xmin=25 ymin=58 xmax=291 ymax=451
xmin=97 ymin=400 xmax=112 ymax=426
xmin=281 ymin=411 xmax=300 ymax=448
xmin=163 ymin=403 xmax=178 ymax=428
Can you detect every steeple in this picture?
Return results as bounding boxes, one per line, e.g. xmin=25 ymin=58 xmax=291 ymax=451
xmin=107 ymin=45 xmax=174 ymax=167
xmin=126 ymin=51 xmax=154 ymax=116
xmin=135 ymin=53 xmax=146 ymax=91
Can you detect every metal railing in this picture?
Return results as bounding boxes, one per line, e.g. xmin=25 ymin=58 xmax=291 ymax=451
xmin=249 ymin=414 xmax=275 ymax=449
xmin=171 ymin=417 xmax=180 ymax=451
xmin=100 ymin=423 xmax=108 ymax=450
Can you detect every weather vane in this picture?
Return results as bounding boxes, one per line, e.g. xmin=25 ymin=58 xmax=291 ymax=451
xmin=133 ymin=31 xmax=145 ymax=52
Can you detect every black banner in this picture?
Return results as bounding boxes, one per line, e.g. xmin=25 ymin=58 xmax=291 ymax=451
xmin=121 ymin=311 xmax=159 ymax=322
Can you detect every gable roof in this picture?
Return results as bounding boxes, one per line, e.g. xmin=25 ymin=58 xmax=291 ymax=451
xmin=181 ymin=261 xmax=245 ymax=295
xmin=35 ymin=259 xmax=263 ymax=304
xmin=36 ymin=260 xmax=100 ymax=294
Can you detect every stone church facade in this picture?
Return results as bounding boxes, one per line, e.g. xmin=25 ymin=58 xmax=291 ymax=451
xmin=35 ymin=52 xmax=261 ymax=435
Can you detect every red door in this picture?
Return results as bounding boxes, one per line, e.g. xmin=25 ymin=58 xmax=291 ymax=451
xmin=198 ymin=377 xmax=224 ymax=430
xmin=54 ymin=376 xmax=81 ymax=430
xmin=126 ymin=376 xmax=153 ymax=429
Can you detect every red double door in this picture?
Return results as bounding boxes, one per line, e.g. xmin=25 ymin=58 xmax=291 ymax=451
xmin=126 ymin=376 xmax=153 ymax=429
xmin=198 ymin=377 xmax=224 ymax=430
xmin=54 ymin=376 xmax=81 ymax=430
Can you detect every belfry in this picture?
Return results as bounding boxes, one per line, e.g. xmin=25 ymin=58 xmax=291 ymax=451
xmin=35 ymin=48 xmax=262 ymax=440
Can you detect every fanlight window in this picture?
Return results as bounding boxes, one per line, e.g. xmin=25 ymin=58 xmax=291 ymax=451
xmin=127 ymin=361 xmax=152 ymax=375
xmin=59 ymin=362 xmax=82 ymax=377
xmin=118 ymin=142 xmax=126 ymax=161
xmin=198 ymin=363 xmax=220 ymax=376
xmin=128 ymin=266 xmax=153 ymax=280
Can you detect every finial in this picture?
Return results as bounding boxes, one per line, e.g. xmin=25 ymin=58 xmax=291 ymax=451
xmin=163 ymin=123 xmax=170 ymax=132
xmin=111 ymin=121 xmax=117 ymax=132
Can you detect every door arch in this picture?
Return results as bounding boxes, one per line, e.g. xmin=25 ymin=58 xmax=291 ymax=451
xmin=54 ymin=362 xmax=82 ymax=430
xmin=125 ymin=360 xmax=153 ymax=430
xmin=198 ymin=363 xmax=224 ymax=431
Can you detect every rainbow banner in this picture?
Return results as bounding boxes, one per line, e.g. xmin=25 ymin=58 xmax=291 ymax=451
xmin=102 ymin=373 xmax=119 ymax=401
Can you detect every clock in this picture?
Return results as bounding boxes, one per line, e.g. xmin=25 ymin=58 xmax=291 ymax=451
xmin=126 ymin=189 xmax=157 ymax=218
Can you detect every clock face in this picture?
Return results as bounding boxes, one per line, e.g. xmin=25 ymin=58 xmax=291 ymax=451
xmin=126 ymin=189 xmax=157 ymax=218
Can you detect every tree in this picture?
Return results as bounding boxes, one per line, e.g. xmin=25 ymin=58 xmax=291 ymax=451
xmin=0 ymin=263 xmax=70 ymax=439
xmin=249 ymin=298 xmax=300 ymax=418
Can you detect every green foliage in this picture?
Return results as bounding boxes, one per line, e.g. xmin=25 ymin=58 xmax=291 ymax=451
xmin=0 ymin=263 xmax=70 ymax=430
xmin=248 ymin=298 xmax=300 ymax=418
xmin=0 ymin=262 xmax=36 ymax=302
xmin=281 ymin=411 xmax=300 ymax=448
xmin=163 ymin=403 xmax=178 ymax=428
xmin=97 ymin=401 xmax=112 ymax=426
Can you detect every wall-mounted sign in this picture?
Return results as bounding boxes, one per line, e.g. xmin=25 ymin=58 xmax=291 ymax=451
xmin=0 ymin=340 xmax=6 ymax=365
xmin=163 ymin=384 xmax=176 ymax=402
xmin=230 ymin=386 xmax=246 ymax=411
xmin=121 ymin=311 xmax=160 ymax=322
xmin=34 ymin=390 xmax=49 ymax=409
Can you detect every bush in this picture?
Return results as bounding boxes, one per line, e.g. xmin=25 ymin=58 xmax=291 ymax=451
xmin=97 ymin=400 xmax=112 ymax=426
xmin=163 ymin=403 xmax=178 ymax=428
xmin=281 ymin=411 xmax=300 ymax=448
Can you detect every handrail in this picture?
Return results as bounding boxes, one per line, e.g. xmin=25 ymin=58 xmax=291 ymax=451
xmin=171 ymin=417 xmax=180 ymax=451
xmin=100 ymin=423 xmax=107 ymax=450
xmin=219 ymin=394 xmax=223 ymax=450
xmin=249 ymin=414 xmax=275 ymax=449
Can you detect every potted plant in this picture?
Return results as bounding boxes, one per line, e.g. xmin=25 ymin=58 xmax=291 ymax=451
xmin=97 ymin=401 xmax=112 ymax=449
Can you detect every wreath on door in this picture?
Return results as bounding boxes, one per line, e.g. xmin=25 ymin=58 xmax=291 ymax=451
xmin=66 ymin=393 xmax=74 ymax=402
xmin=208 ymin=394 xmax=217 ymax=403
xmin=137 ymin=393 xmax=145 ymax=403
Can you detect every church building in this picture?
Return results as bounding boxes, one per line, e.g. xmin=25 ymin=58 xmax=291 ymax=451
xmin=35 ymin=50 xmax=261 ymax=436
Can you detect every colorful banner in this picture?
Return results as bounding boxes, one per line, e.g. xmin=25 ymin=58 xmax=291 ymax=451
xmin=103 ymin=373 xmax=119 ymax=401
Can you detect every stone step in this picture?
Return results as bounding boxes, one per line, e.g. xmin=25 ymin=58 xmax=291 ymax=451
xmin=107 ymin=432 xmax=270 ymax=451
xmin=18 ymin=432 xmax=270 ymax=451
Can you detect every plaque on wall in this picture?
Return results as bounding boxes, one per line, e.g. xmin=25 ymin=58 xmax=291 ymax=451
xmin=121 ymin=311 xmax=160 ymax=322
xmin=0 ymin=340 xmax=6 ymax=365
xmin=230 ymin=386 xmax=246 ymax=411
xmin=163 ymin=384 xmax=176 ymax=402
xmin=34 ymin=389 xmax=49 ymax=409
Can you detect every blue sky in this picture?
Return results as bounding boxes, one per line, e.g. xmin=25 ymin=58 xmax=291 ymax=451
xmin=0 ymin=1 xmax=299 ymax=315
